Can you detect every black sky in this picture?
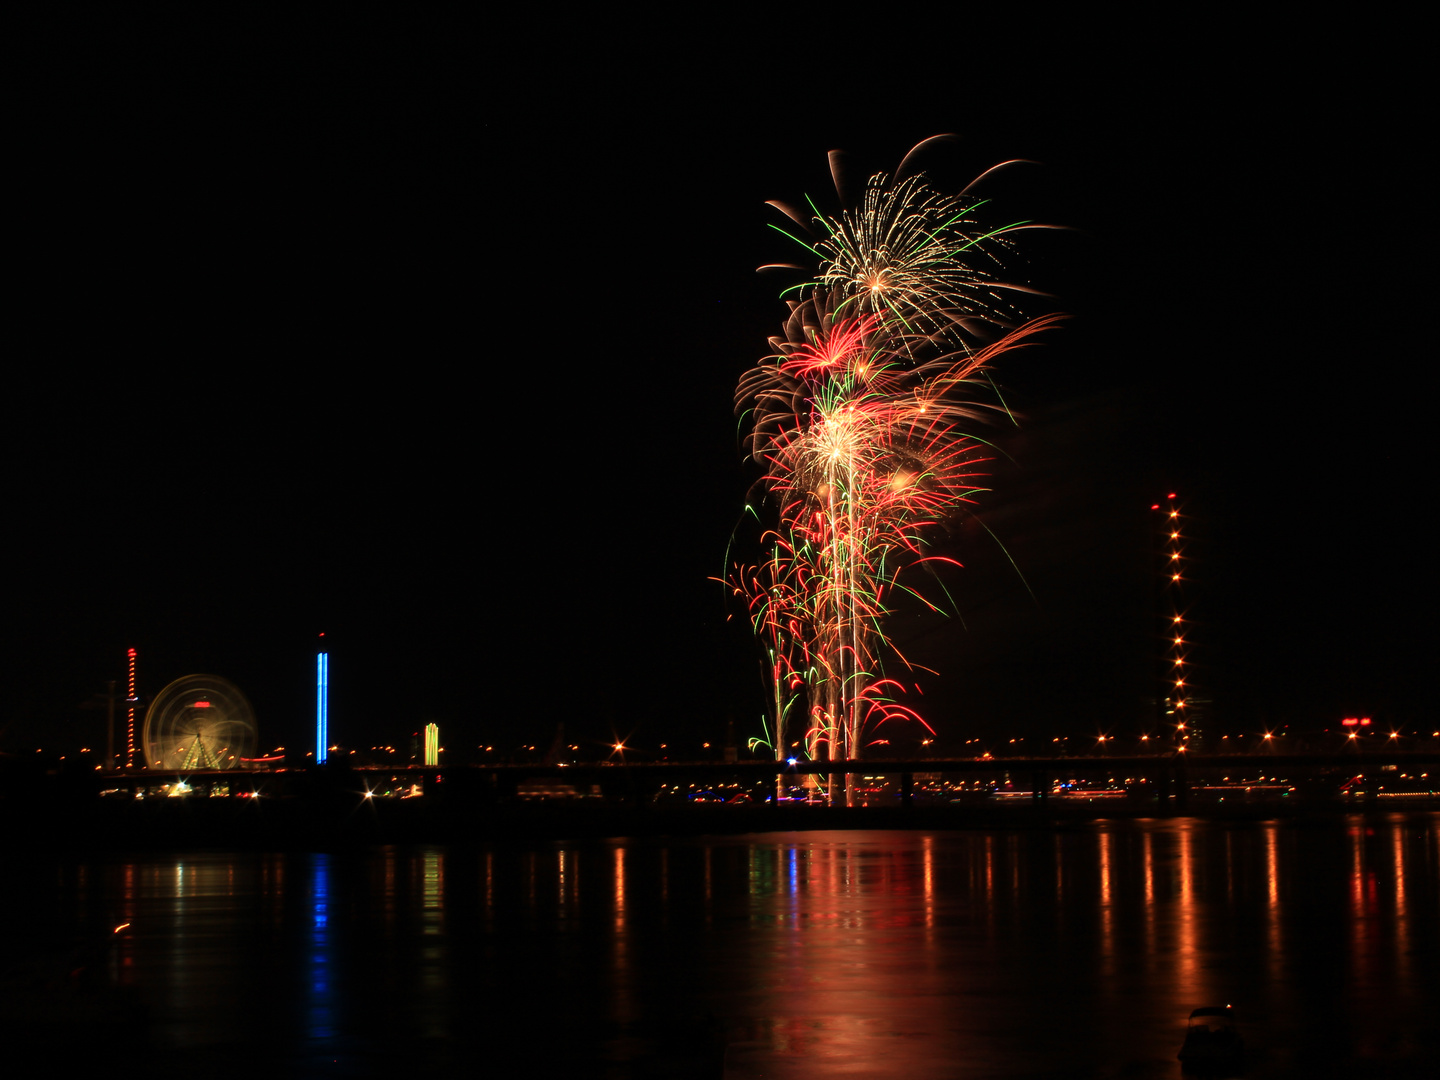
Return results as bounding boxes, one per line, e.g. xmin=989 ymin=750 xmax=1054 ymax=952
xmin=7 ymin=13 xmax=1426 ymax=762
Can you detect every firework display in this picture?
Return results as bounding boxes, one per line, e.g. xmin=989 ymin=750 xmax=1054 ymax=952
xmin=731 ymin=142 xmax=1061 ymax=801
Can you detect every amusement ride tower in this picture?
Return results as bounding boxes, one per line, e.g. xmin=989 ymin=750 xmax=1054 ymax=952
xmin=126 ymin=647 xmax=138 ymax=767
xmin=316 ymin=633 xmax=329 ymax=764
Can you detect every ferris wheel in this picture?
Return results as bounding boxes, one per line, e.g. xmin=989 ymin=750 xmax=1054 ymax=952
xmin=142 ymin=674 xmax=257 ymax=770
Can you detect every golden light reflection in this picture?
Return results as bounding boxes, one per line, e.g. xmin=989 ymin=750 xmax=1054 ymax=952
xmin=1350 ymin=820 xmax=1372 ymax=990
xmin=1098 ymin=828 xmax=1114 ymax=980
xmin=1142 ymin=827 xmax=1156 ymax=973
xmin=613 ymin=845 xmax=627 ymax=928
xmin=1349 ymin=820 xmax=1365 ymax=912
xmin=984 ymin=835 xmax=997 ymax=937
xmin=611 ymin=845 xmax=636 ymax=1029
xmin=1264 ymin=823 xmax=1279 ymax=908
xmin=824 ymin=845 xmax=839 ymax=924
xmin=1176 ymin=823 xmax=1199 ymax=997
xmin=984 ymin=834 xmax=994 ymax=901
xmin=1099 ymin=828 xmax=1112 ymax=907
xmin=1392 ymin=822 xmax=1409 ymax=985
xmin=922 ymin=834 xmax=934 ymax=936
xmin=1143 ymin=828 xmax=1154 ymax=907
xmin=1264 ymin=822 xmax=1283 ymax=991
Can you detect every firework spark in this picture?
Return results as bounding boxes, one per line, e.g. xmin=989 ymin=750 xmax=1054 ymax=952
xmin=731 ymin=141 xmax=1061 ymax=804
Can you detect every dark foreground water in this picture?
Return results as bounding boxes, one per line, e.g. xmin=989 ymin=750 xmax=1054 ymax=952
xmin=3 ymin=814 xmax=1437 ymax=1078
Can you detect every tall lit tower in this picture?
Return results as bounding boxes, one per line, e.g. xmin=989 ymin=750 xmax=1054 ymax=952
xmin=316 ymin=634 xmax=329 ymax=764
xmin=424 ymin=723 xmax=439 ymax=767
xmin=126 ymin=647 xmax=137 ymax=767
xmin=1154 ymin=494 xmax=1193 ymax=748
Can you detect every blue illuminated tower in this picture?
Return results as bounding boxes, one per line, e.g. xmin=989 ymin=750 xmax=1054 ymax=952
xmin=316 ymin=638 xmax=329 ymax=764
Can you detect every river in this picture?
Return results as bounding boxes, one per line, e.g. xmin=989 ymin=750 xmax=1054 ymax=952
xmin=3 ymin=814 xmax=1436 ymax=1077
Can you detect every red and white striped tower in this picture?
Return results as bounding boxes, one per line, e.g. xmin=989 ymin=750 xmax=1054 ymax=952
xmin=126 ymin=647 xmax=137 ymax=767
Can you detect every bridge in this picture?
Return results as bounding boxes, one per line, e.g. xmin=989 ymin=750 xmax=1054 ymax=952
xmin=92 ymin=749 xmax=1439 ymax=807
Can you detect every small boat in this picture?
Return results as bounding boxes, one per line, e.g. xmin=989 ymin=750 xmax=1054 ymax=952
xmin=1178 ymin=1005 xmax=1243 ymax=1071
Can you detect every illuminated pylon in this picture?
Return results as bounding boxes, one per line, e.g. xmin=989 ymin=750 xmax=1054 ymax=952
xmin=424 ymin=723 xmax=439 ymax=767
xmin=1153 ymin=493 xmax=1192 ymax=748
xmin=317 ymin=635 xmax=329 ymax=764
xmin=126 ymin=647 xmax=137 ymax=767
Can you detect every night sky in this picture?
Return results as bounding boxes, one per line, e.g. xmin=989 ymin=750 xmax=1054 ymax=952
xmin=7 ymin=14 xmax=1425 ymax=763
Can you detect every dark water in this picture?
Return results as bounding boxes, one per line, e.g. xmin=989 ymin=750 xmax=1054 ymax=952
xmin=4 ymin=815 xmax=1437 ymax=1077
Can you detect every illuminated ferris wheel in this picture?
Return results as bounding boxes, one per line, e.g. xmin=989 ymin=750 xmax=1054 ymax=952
xmin=142 ymin=674 xmax=257 ymax=770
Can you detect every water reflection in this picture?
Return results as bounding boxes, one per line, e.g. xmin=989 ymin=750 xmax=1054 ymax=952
xmin=380 ymin=845 xmax=396 ymax=933
xmin=612 ymin=844 xmax=627 ymax=925
xmin=921 ymin=834 xmax=934 ymax=936
xmin=304 ymin=853 xmax=337 ymax=1048
xmin=1175 ymin=821 xmax=1200 ymax=1001
xmin=483 ymin=848 xmax=493 ymax=921
xmin=1264 ymin=821 xmax=1283 ymax=991
xmin=421 ymin=848 xmax=442 ymax=935
xmin=11 ymin=814 xmax=1437 ymax=1076
xmin=1098 ymin=826 xmax=1114 ymax=981
xmin=1392 ymin=821 xmax=1409 ymax=984
xmin=416 ymin=849 xmax=445 ymax=1037
xmin=1350 ymin=819 xmax=1374 ymax=997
